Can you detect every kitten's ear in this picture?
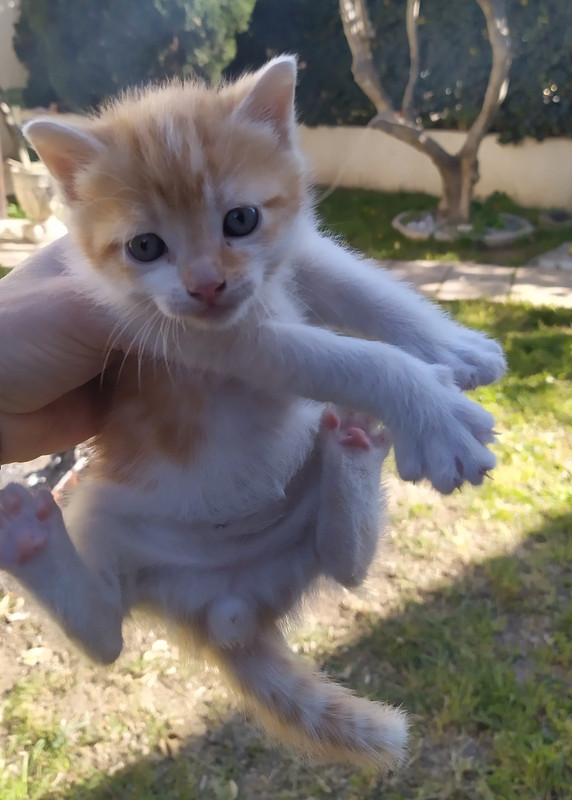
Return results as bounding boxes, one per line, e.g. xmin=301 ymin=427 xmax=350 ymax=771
xmin=237 ymin=55 xmax=297 ymax=142
xmin=24 ymin=118 xmax=104 ymax=202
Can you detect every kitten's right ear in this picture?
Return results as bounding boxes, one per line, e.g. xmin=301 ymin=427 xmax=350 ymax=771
xmin=24 ymin=119 xmax=104 ymax=202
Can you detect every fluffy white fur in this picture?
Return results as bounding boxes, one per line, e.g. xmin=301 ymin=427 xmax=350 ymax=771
xmin=0 ymin=56 xmax=506 ymax=769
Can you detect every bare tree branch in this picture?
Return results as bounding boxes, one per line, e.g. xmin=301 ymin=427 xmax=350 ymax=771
xmin=368 ymin=113 xmax=458 ymax=171
xmin=460 ymin=0 xmax=511 ymax=159
xmin=339 ymin=0 xmax=512 ymax=224
xmin=402 ymin=0 xmax=421 ymax=124
xmin=338 ymin=0 xmax=395 ymax=115
xmin=339 ymin=0 xmax=454 ymax=172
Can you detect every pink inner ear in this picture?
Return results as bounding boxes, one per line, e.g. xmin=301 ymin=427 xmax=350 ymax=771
xmin=46 ymin=152 xmax=86 ymax=201
xmin=239 ymin=58 xmax=297 ymax=141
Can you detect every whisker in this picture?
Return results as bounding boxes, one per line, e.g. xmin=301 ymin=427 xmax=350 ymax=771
xmin=100 ymin=299 xmax=152 ymax=387
xmin=136 ymin=309 xmax=163 ymax=391
xmin=161 ymin=318 xmax=177 ymax=387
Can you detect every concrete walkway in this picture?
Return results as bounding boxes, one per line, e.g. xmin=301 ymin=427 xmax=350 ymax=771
xmin=1 ymin=229 xmax=572 ymax=307
xmin=386 ymin=258 xmax=572 ymax=308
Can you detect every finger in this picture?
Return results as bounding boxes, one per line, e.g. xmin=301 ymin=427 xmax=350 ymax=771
xmin=0 ymin=381 xmax=101 ymax=464
xmin=0 ymin=240 xmax=115 ymax=414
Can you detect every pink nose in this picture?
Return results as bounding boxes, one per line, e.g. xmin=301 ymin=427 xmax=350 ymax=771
xmin=188 ymin=280 xmax=227 ymax=304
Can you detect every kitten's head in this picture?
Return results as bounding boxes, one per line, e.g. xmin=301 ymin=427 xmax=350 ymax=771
xmin=25 ymin=56 xmax=306 ymax=329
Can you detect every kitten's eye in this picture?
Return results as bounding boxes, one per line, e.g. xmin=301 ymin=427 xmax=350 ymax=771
xmin=127 ymin=233 xmax=167 ymax=262
xmin=223 ymin=207 xmax=259 ymax=238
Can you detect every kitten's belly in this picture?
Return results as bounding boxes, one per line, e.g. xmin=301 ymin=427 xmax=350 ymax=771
xmin=96 ymin=371 xmax=323 ymax=523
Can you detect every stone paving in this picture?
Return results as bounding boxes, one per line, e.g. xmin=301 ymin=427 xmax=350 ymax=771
xmin=1 ymin=228 xmax=572 ymax=307
xmin=385 ymin=258 xmax=572 ymax=308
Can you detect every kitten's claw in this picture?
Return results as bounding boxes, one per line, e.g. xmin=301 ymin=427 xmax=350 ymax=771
xmin=392 ymin=366 xmax=497 ymax=494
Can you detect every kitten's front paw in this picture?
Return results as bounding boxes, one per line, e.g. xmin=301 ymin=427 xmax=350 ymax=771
xmin=393 ymin=373 xmax=497 ymax=494
xmin=415 ymin=327 xmax=506 ymax=390
xmin=446 ymin=329 xmax=506 ymax=390
xmin=0 ymin=484 xmax=61 ymax=573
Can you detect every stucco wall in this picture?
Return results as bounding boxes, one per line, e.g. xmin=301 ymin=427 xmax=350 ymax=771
xmin=0 ymin=0 xmax=27 ymax=91
xmin=299 ymin=126 xmax=572 ymax=212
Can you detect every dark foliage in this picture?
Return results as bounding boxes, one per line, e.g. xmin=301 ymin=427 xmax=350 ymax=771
xmin=14 ymin=0 xmax=255 ymax=111
xmin=230 ymin=0 xmax=571 ymax=141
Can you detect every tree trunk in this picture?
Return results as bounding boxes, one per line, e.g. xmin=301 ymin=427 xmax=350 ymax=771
xmin=437 ymin=158 xmax=463 ymax=225
xmin=436 ymin=151 xmax=480 ymax=226
xmin=340 ymin=0 xmax=511 ymax=228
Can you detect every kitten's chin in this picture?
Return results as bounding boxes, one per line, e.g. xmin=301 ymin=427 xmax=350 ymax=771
xmin=159 ymin=298 xmax=251 ymax=331
xmin=187 ymin=302 xmax=247 ymax=330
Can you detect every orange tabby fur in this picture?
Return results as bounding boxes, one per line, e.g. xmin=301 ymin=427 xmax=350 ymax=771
xmin=0 ymin=55 xmax=505 ymax=771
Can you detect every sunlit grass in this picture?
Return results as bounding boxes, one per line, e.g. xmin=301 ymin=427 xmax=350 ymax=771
xmin=0 ymin=300 xmax=570 ymax=799
xmin=318 ymin=188 xmax=572 ymax=266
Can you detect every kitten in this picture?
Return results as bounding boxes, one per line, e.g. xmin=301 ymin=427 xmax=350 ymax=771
xmin=0 ymin=57 xmax=505 ymax=769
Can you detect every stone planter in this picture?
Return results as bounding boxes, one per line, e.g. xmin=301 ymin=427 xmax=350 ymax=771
xmin=392 ymin=209 xmax=534 ymax=248
xmin=7 ymin=159 xmax=64 ymax=243
xmin=538 ymin=209 xmax=572 ymax=230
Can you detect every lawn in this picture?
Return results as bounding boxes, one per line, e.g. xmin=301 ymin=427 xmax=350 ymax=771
xmin=0 ymin=298 xmax=570 ymax=800
xmin=318 ymin=188 xmax=572 ymax=266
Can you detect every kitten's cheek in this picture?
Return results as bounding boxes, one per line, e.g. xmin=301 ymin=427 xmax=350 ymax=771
xmin=153 ymin=296 xmax=184 ymax=319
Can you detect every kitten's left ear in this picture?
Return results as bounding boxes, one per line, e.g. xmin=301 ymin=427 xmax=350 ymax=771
xmin=236 ymin=55 xmax=297 ymax=143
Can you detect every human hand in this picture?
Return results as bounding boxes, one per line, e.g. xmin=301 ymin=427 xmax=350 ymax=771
xmin=0 ymin=236 xmax=114 ymax=463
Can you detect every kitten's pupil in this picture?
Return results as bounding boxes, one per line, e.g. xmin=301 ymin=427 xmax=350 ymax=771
xmin=127 ymin=234 xmax=166 ymax=262
xmin=223 ymin=207 xmax=259 ymax=238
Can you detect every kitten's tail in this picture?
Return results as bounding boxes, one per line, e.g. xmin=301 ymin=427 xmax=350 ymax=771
xmin=208 ymin=625 xmax=408 ymax=771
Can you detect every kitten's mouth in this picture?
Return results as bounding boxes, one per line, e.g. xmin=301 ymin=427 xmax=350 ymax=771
xmin=196 ymin=302 xmax=235 ymax=321
xmin=190 ymin=283 xmax=255 ymax=326
xmin=183 ymin=297 xmax=247 ymax=328
xmin=159 ymin=282 xmax=254 ymax=328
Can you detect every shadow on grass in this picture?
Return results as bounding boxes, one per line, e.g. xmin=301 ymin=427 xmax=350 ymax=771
xmin=54 ymin=510 xmax=572 ymax=800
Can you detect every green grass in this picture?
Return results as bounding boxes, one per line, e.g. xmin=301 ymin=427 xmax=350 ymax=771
xmin=0 ymin=199 xmax=27 ymax=274
xmin=324 ymin=300 xmax=572 ymax=799
xmin=0 ymin=301 xmax=570 ymax=799
xmin=318 ymin=188 xmax=572 ymax=265
xmin=7 ymin=200 xmax=27 ymax=220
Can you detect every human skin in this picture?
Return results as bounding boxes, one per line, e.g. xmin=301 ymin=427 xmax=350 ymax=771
xmin=0 ymin=236 xmax=113 ymax=463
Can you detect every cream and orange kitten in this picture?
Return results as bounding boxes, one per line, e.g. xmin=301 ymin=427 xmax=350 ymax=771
xmin=0 ymin=57 xmax=505 ymax=769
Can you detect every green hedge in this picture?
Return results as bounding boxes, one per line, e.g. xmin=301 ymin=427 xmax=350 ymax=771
xmin=13 ymin=0 xmax=570 ymax=141
xmin=13 ymin=0 xmax=255 ymax=111
xmin=228 ymin=0 xmax=571 ymax=142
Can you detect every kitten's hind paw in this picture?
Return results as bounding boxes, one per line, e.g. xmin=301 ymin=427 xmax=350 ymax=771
xmin=0 ymin=484 xmax=60 ymax=572
xmin=317 ymin=409 xmax=390 ymax=588
xmin=320 ymin=408 xmax=391 ymax=454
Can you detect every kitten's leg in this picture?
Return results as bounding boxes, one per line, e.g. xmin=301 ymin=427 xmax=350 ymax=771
xmin=295 ymin=230 xmax=506 ymax=389
xmin=213 ymin=320 xmax=496 ymax=494
xmin=317 ymin=408 xmax=391 ymax=587
xmin=0 ymin=483 xmax=124 ymax=663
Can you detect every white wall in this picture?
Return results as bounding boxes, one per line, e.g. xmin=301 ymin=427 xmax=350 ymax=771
xmin=0 ymin=0 xmax=27 ymax=91
xmin=299 ymin=126 xmax=572 ymax=212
